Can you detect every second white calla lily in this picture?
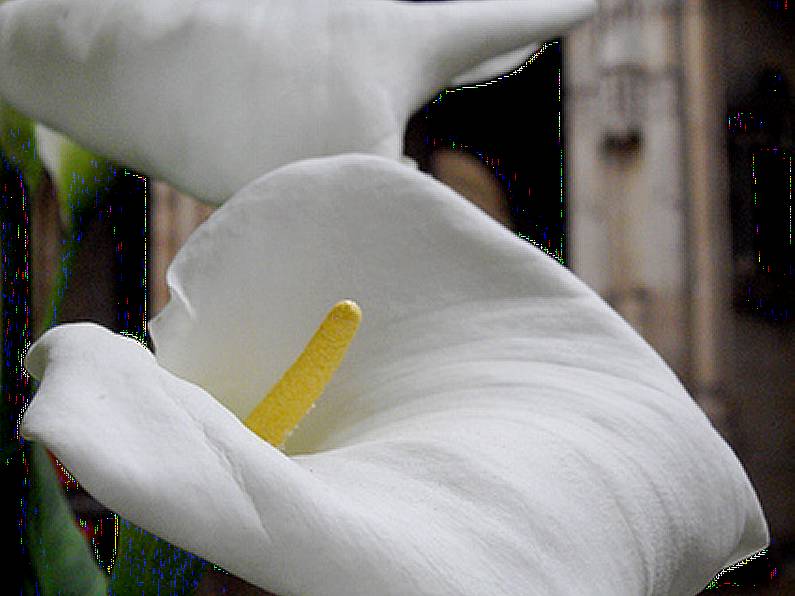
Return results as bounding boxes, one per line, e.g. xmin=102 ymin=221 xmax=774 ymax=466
xmin=22 ymin=155 xmax=767 ymax=595
xmin=0 ymin=0 xmax=594 ymax=203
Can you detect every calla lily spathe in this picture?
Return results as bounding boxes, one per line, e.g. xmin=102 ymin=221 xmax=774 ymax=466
xmin=23 ymin=155 xmax=767 ymax=595
xmin=0 ymin=0 xmax=594 ymax=204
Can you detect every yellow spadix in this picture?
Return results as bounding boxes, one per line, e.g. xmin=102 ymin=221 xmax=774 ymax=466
xmin=245 ymin=300 xmax=362 ymax=448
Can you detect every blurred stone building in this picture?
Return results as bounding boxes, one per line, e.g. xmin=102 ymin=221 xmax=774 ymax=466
xmin=565 ymin=0 xmax=794 ymax=568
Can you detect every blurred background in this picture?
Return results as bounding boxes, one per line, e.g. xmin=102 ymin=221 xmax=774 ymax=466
xmin=1 ymin=0 xmax=792 ymax=593
xmin=564 ymin=2 xmax=794 ymax=592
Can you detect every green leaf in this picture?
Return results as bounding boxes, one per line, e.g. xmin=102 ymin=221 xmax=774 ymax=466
xmin=0 ymin=102 xmax=42 ymax=196
xmin=110 ymin=520 xmax=207 ymax=595
xmin=47 ymin=132 xmax=117 ymax=226
xmin=26 ymin=444 xmax=109 ymax=596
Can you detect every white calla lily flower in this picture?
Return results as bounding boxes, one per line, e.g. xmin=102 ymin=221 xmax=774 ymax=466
xmin=23 ymin=155 xmax=767 ymax=595
xmin=0 ymin=0 xmax=594 ymax=203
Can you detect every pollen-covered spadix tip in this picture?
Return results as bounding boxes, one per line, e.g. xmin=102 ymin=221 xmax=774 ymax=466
xmin=329 ymin=299 xmax=362 ymax=324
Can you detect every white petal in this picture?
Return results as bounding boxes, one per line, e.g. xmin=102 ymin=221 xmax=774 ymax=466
xmin=0 ymin=0 xmax=595 ymax=203
xmin=450 ymin=43 xmax=539 ymax=87
xmin=151 ymin=154 xmax=768 ymax=593
xmin=22 ymin=323 xmax=365 ymax=595
xmin=34 ymin=123 xmax=63 ymax=183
